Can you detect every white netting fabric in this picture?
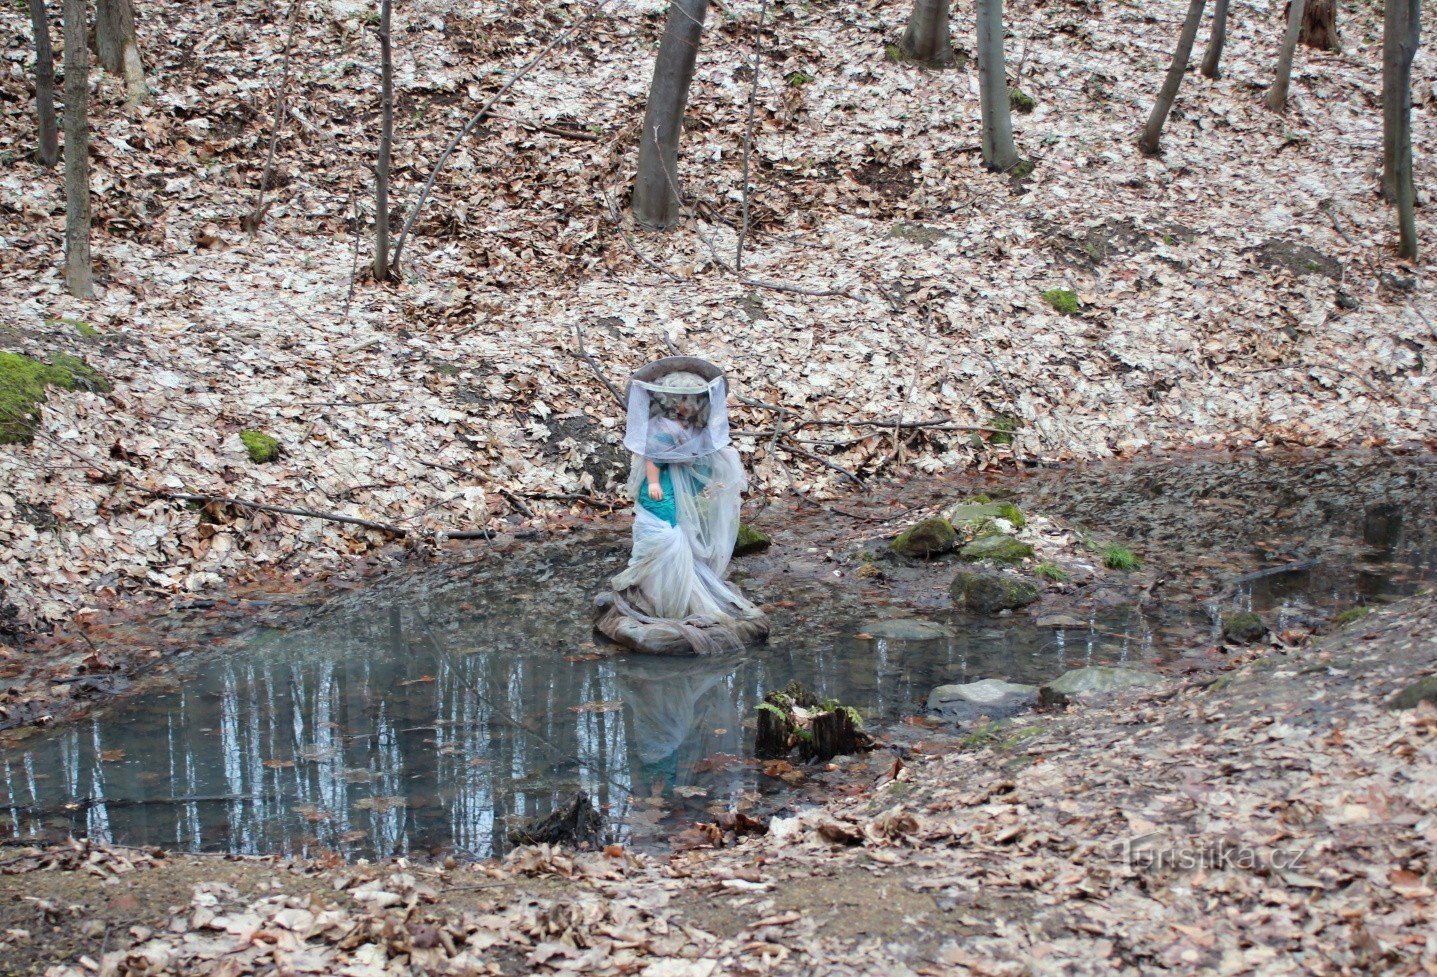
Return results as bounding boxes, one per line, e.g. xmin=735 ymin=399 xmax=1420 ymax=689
xmin=595 ymin=358 xmax=768 ymax=656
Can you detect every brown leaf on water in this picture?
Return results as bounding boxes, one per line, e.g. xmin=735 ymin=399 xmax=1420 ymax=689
xmin=263 ymin=759 xmax=295 ymax=769
xmin=399 ymin=675 xmax=435 ymax=686
xmin=98 ymin=750 xmax=125 ymax=762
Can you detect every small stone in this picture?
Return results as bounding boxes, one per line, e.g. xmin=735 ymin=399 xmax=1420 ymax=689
xmin=927 ymin=679 xmax=1037 ymax=721
xmin=952 ymin=570 xmax=1040 ymax=615
xmin=959 ymin=535 xmax=1034 ymax=563
xmin=1036 ymin=614 xmax=1087 ymax=629
xmin=860 ymin=619 xmax=954 ymax=641
xmin=890 ymin=517 xmax=957 ymax=557
xmin=1222 ymin=612 xmax=1268 ymax=644
xmin=1043 ymin=665 xmax=1164 ymax=698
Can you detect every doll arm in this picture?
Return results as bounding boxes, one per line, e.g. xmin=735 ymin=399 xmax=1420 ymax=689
xmin=644 ymin=458 xmax=664 ymax=501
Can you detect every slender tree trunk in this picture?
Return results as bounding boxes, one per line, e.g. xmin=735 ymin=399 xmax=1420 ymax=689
xmin=1267 ymin=0 xmax=1307 ymax=111
xmin=976 ymin=0 xmax=1018 ymax=171
xmin=632 ymin=0 xmax=710 ymax=230
xmin=373 ymin=0 xmax=393 ymax=280
xmin=30 ymin=0 xmax=60 ymax=166
xmin=1382 ymin=0 xmax=1402 ymax=200
xmin=900 ymin=0 xmax=955 ymax=68
xmin=1387 ymin=0 xmax=1420 ymax=258
xmin=62 ymin=0 xmax=93 ymax=299
xmin=1300 ymin=0 xmax=1340 ymax=50
xmin=1140 ymin=0 xmax=1207 ymax=155
xmin=94 ymin=0 xmax=146 ymax=104
xmin=1200 ymin=0 xmax=1229 ymax=78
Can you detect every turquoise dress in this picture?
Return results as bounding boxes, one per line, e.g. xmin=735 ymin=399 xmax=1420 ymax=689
xmin=638 ymin=465 xmax=677 ymax=526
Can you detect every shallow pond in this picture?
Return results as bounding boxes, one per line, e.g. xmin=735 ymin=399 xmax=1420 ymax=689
xmin=3 ymin=454 xmax=1432 ymax=860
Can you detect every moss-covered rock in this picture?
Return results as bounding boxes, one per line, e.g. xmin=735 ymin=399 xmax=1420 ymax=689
xmin=1386 ymin=675 xmax=1437 ymax=711
xmin=733 ymin=523 xmax=772 ymax=557
xmin=959 ymin=534 xmax=1034 ymax=563
xmin=240 ymin=429 xmax=281 ymax=463
xmin=951 ymin=569 xmax=1040 ymax=614
xmin=0 ymin=351 xmax=110 ymax=445
xmin=1222 ymin=612 xmax=1268 ymax=644
xmin=1008 ymin=87 xmax=1036 ymax=113
xmin=891 ymin=517 xmax=957 ymax=557
xmin=1041 ymin=288 xmax=1080 ymax=315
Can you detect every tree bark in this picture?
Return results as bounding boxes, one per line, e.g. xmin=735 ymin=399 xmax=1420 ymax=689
xmin=1139 ymin=0 xmax=1207 ymax=155
xmin=30 ymin=0 xmax=60 ymax=166
xmin=1299 ymin=0 xmax=1340 ymax=50
xmin=1382 ymin=0 xmax=1402 ymax=200
xmin=373 ymin=0 xmax=394 ymax=280
xmin=94 ymin=0 xmax=146 ymax=104
xmin=1200 ymin=0 xmax=1229 ymax=78
xmin=62 ymin=0 xmax=93 ymax=299
xmin=632 ymin=0 xmax=710 ymax=230
xmin=1267 ymin=0 xmax=1307 ymax=112
xmin=976 ymin=0 xmax=1018 ymax=171
xmin=900 ymin=0 xmax=955 ymax=68
xmin=1386 ymin=0 xmax=1420 ymax=258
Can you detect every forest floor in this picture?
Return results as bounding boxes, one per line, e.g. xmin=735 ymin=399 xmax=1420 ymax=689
xmin=1 ymin=585 xmax=1432 ymax=976
xmin=1 ymin=0 xmax=1435 ymax=636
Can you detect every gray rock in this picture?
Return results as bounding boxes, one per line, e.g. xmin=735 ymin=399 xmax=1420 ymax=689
xmin=860 ymin=619 xmax=955 ymax=641
xmin=952 ymin=570 xmax=1040 ymax=615
xmin=1042 ymin=666 xmax=1164 ymax=702
xmin=927 ymin=679 xmax=1038 ymax=721
xmin=959 ymin=535 xmax=1034 ymax=563
xmin=1387 ymin=675 xmax=1437 ymax=711
xmin=1036 ymin=614 xmax=1088 ymax=629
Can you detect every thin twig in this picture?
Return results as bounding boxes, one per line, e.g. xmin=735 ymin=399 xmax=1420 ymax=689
xmin=390 ymin=0 xmax=618 ymax=270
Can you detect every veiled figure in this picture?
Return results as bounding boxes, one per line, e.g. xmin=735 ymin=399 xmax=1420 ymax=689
xmin=594 ymin=357 xmax=769 ymax=656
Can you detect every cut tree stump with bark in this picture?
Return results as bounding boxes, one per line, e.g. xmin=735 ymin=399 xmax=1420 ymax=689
xmin=1300 ymin=0 xmax=1340 ymax=50
xmin=755 ymin=681 xmax=873 ymax=762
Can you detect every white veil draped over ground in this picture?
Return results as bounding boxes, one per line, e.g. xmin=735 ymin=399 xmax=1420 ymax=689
xmin=594 ymin=357 xmax=769 ymax=656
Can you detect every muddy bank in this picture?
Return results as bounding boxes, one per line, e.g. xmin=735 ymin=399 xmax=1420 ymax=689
xmin=2 ymin=586 xmax=1432 ymax=975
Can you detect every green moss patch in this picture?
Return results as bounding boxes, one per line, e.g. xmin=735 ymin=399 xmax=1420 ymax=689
xmin=733 ymin=523 xmax=772 ymax=557
xmin=1334 ymin=606 xmax=1372 ymax=626
xmin=1008 ymin=87 xmax=1035 ymax=113
xmin=1222 ymin=612 xmax=1268 ymax=644
xmin=240 ymin=429 xmax=281 ymax=463
xmin=1041 ymin=288 xmax=1080 ymax=315
xmin=45 ymin=317 xmax=98 ymax=338
xmin=0 ymin=351 xmax=110 ymax=445
xmin=983 ymin=415 xmax=1021 ymax=446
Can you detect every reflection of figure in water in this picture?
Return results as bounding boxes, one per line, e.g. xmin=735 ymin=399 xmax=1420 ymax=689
xmin=594 ymin=357 xmax=769 ymax=655
xmin=607 ymin=655 xmax=745 ymax=797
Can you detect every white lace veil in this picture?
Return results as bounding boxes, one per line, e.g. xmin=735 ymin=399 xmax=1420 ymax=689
xmin=623 ymin=358 xmax=731 ymax=464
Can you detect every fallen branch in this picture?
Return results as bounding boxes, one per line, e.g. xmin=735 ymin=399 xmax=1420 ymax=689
xmin=573 ymin=322 xmax=626 ymax=407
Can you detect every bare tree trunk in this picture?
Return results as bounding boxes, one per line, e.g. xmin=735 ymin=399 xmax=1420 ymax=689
xmin=1140 ymin=0 xmax=1207 ymax=155
xmin=1300 ymin=0 xmax=1340 ymax=50
xmin=976 ymin=0 xmax=1018 ymax=171
xmin=1200 ymin=0 xmax=1229 ymax=78
xmin=1382 ymin=0 xmax=1402 ymax=201
xmin=632 ymin=0 xmax=710 ymax=230
xmin=94 ymin=0 xmax=146 ymax=104
xmin=373 ymin=0 xmax=393 ymax=280
xmin=1267 ymin=0 xmax=1307 ymax=112
xmin=900 ymin=0 xmax=955 ymax=68
xmin=62 ymin=0 xmax=93 ymax=299
xmin=1387 ymin=0 xmax=1420 ymax=258
xmin=30 ymin=0 xmax=60 ymax=166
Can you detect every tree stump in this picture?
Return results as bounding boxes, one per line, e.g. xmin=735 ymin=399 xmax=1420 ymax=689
xmin=1298 ymin=0 xmax=1339 ymax=50
xmin=753 ymin=681 xmax=872 ymax=763
xmin=507 ymin=792 xmax=604 ymax=849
